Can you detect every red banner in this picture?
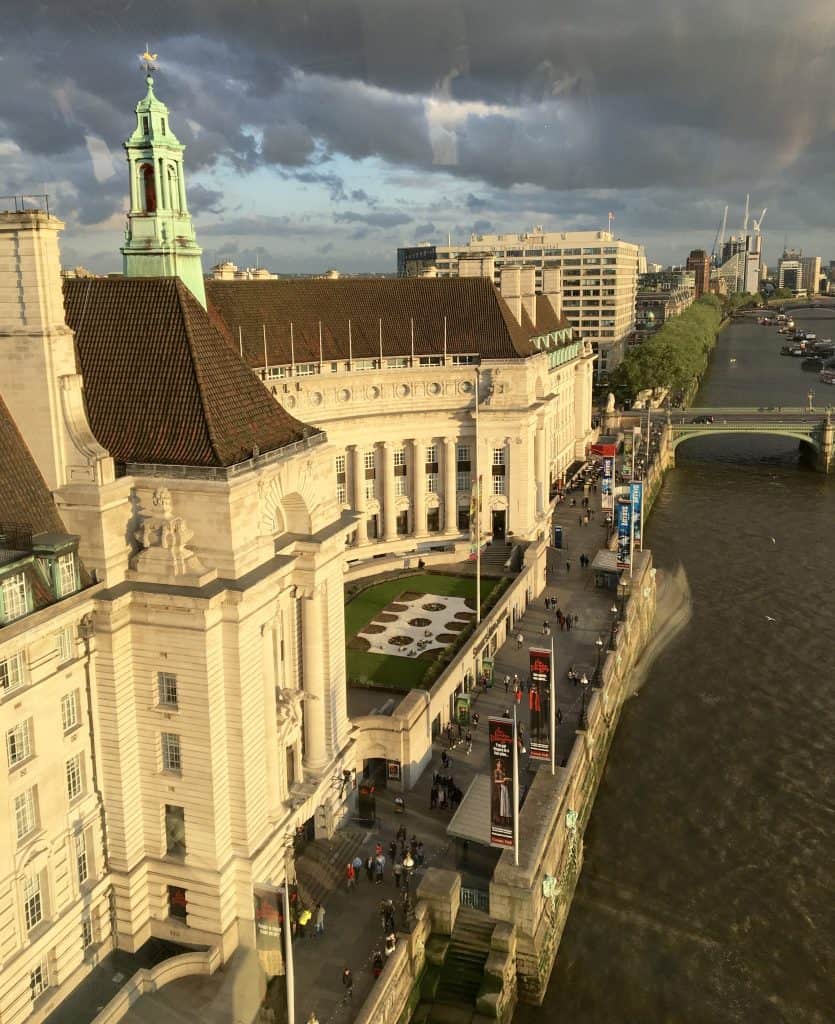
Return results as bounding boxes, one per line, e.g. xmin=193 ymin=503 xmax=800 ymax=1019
xmin=528 ymin=647 xmax=552 ymax=762
xmin=488 ymin=716 xmax=515 ymax=848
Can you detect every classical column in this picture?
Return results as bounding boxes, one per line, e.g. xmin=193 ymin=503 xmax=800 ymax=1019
xmin=412 ymin=438 xmax=426 ymax=536
xmin=444 ymin=437 xmax=457 ymax=533
xmin=382 ymin=442 xmax=397 ymax=541
xmin=351 ymin=444 xmax=368 ymax=544
xmin=534 ymin=421 xmax=546 ymax=516
xmin=301 ymin=592 xmax=328 ymax=772
xmin=129 ymin=161 xmax=139 ymax=212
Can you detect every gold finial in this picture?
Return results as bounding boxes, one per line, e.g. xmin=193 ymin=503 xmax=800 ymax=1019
xmin=139 ymin=44 xmax=158 ymax=74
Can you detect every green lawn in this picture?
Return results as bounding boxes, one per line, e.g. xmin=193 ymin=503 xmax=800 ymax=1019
xmin=345 ymin=573 xmax=499 ymax=692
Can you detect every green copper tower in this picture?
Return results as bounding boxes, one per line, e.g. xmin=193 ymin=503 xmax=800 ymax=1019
xmin=121 ymin=63 xmax=206 ymax=307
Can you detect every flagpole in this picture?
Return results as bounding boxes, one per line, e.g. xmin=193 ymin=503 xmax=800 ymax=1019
xmin=512 ymin=704 xmax=520 ymax=867
xmin=549 ymin=634 xmax=556 ymax=776
xmin=474 ymin=368 xmax=481 ymax=624
xmin=282 ymin=883 xmax=295 ymax=1024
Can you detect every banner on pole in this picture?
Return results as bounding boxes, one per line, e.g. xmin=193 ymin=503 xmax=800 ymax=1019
xmin=601 ymin=456 xmax=614 ymax=510
xmin=616 ymin=496 xmax=632 ymax=569
xmin=527 ymin=647 xmax=552 ymax=762
xmin=629 ymin=480 xmax=643 ymax=547
xmin=488 ymin=716 xmax=516 ymax=848
xmin=468 ymin=475 xmax=486 ymax=560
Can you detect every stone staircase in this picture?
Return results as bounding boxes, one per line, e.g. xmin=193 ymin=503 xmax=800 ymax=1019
xmin=292 ymin=825 xmax=368 ymax=909
xmin=430 ymin=907 xmax=495 ymax=1018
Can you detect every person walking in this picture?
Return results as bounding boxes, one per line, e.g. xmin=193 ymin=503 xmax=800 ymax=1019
xmin=345 ymin=862 xmax=355 ymax=892
xmin=504 ymin=674 xmax=510 ymax=693
xmin=574 ymin=613 xmax=579 ymax=628
xmin=342 ymin=967 xmax=354 ymax=999
xmin=314 ymin=902 xmax=325 ymax=936
xmin=365 ymin=854 xmax=374 ymax=882
xmin=565 ymin=614 xmax=572 ymax=632
xmin=417 ymin=841 xmax=425 ymax=866
xmin=516 ymin=631 xmax=524 ymax=649
xmin=388 ymin=841 xmax=397 ymax=862
xmin=352 ymin=854 xmax=363 ymax=882
xmin=297 ymin=905 xmax=311 ymax=938
xmin=465 ymin=729 xmax=473 ymax=755
xmin=566 ymin=559 xmax=571 ymax=573
xmin=393 ymin=861 xmax=403 ymax=891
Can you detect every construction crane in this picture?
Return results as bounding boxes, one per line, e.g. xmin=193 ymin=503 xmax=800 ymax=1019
xmin=753 ymin=207 xmax=767 ymax=233
xmin=742 ymin=193 xmax=750 ymax=233
xmin=711 ymin=204 xmax=728 ymax=266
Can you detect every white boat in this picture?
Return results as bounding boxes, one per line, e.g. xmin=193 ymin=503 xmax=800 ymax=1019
xmin=820 ymin=369 xmax=835 ymax=385
xmin=729 ymin=357 xmax=737 ymax=365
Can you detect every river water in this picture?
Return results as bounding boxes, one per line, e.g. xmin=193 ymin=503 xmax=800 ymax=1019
xmin=518 ymin=312 xmax=835 ymax=1024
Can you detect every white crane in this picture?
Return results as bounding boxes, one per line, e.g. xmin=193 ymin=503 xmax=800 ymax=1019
xmin=742 ymin=193 xmax=750 ymax=234
xmin=753 ymin=207 xmax=767 ymax=233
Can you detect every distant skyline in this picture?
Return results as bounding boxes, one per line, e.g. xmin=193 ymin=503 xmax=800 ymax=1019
xmin=2 ymin=1 xmax=834 ymax=275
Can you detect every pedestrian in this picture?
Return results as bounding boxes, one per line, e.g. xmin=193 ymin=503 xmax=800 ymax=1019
xmin=472 ymin=711 xmax=479 ymax=729
xmin=314 ymin=902 xmax=325 ymax=936
xmin=342 ymin=967 xmax=353 ymax=999
xmin=375 ymin=841 xmax=383 ymax=857
xmin=373 ymin=950 xmax=384 ymax=978
xmin=465 ymin=729 xmax=472 ymax=755
xmin=308 ymin=1014 xmax=320 ymax=1024
xmin=542 ymin=619 xmax=549 ymax=635
xmin=393 ymin=861 xmax=403 ymax=890
xmin=574 ymin=613 xmax=579 ymax=628
xmin=375 ymin=854 xmax=385 ymax=883
xmin=565 ymin=614 xmax=572 ymax=632
xmin=513 ymin=673 xmax=519 ymax=691
xmin=297 ymin=905 xmax=311 ymax=938
xmin=346 ymin=862 xmax=355 ymax=891
xmin=365 ymin=855 xmax=374 ymax=882
xmin=417 ymin=841 xmax=425 ymax=866
xmin=430 ymin=784 xmax=438 ymax=809
xmin=515 ymin=686 xmax=522 ymax=705
xmin=389 ymin=841 xmax=397 ymax=862
xmin=352 ymin=854 xmax=363 ymax=881
xmin=397 ymin=825 xmax=407 ymax=845
xmin=504 ymin=674 xmax=510 ymax=693
xmin=439 ymin=787 xmax=447 ymax=810
xmin=578 ymin=515 xmax=583 ymax=527
xmin=385 ymin=932 xmax=397 ymax=958
xmin=566 ymin=559 xmax=571 ymax=573
xmin=516 ymin=631 xmax=524 ymax=649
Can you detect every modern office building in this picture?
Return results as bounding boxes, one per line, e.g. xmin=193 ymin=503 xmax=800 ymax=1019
xmin=685 ymin=250 xmax=710 ymax=298
xmin=398 ymin=227 xmax=644 ymax=379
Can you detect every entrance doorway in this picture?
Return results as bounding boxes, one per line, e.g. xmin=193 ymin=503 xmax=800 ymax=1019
xmin=492 ymin=510 xmax=506 ymax=540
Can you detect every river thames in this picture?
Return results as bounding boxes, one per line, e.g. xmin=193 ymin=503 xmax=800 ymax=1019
xmin=518 ymin=310 xmax=835 ymax=1023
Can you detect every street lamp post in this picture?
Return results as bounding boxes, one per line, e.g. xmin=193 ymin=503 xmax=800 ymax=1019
xmin=807 ymin=388 xmax=815 ymax=414
xmin=579 ymin=674 xmax=590 ymax=730
xmin=608 ymin=602 xmax=619 ymax=650
xmin=593 ymin=635 xmax=604 ymax=685
xmin=617 ymin=576 xmax=629 ymax=621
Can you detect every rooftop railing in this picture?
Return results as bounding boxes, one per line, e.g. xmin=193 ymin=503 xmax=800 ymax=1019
xmin=0 ymin=194 xmax=50 ymax=215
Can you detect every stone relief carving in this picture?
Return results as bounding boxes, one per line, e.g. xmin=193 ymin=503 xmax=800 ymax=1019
xmin=130 ymin=487 xmax=211 ymax=582
xmin=275 ymin=687 xmax=305 ymax=729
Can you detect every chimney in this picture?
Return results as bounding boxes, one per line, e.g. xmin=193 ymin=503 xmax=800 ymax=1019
xmin=458 ymin=254 xmax=495 ymax=280
xmin=519 ymin=265 xmax=536 ymax=326
xmin=0 ymin=205 xmax=114 ymax=490
xmin=499 ymin=266 xmax=522 ymax=324
xmin=541 ymin=267 xmax=562 ymax=320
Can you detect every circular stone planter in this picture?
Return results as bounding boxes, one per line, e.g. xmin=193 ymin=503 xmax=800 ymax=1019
xmin=408 ymin=617 xmax=432 ymax=627
xmin=422 ymin=602 xmax=446 ymax=612
xmin=388 ymin=635 xmax=414 ymax=648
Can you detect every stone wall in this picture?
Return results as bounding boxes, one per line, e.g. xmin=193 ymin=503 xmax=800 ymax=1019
xmin=353 ymin=903 xmax=432 ymax=1024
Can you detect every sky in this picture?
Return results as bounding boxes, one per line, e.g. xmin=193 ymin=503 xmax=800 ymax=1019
xmin=1 ymin=0 xmax=835 ymax=276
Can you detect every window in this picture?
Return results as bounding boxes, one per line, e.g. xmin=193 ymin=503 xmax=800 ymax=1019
xmin=396 ymin=511 xmax=409 ymax=536
xmin=140 ymin=162 xmax=156 ymax=213
xmin=457 ymin=472 xmax=471 ymax=492
xmin=23 ymin=874 xmax=43 ymax=931
xmin=385 ymin=357 xmax=409 ymax=368
xmin=56 ymin=627 xmax=73 ymax=663
xmin=81 ymin=915 xmax=94 ymax=950
xmin=168 ymin=885 xmax=188 ymax=920
xmin=15 ymin=787 xmax=38 ymax=841
xmin=61 ymin=690 xmax=80 ymax=732
xmin=1 ymin=572 xmax=28 ymax=621
xmin=158 ymin=672 xmax=178 ymax=707
xmin=492 ymin=448 xmax=506 ymax=466
xmin=30 ymin=958 xmax=49 ymax=1000
xmin=393 ymin=448 xmax=406 ymax=467
xmin=66 ymin=754 xmax=84 ymax=801
xmin=353 ymin=358 xmax=379 ymax=371
xmin=141 ymin=115 xmax=149 ymax=135
xmin=493 ymin=475 xmax=506 ymax=495
xmin=457 ymin=509 xmax=470 ymax=531
xmin=335 ymin=454 xmax=346 ymax=475
xmin=427 ymin=508 xmax=440 ymax=532
xmin=165 ymin=804 xmax=186 ymax=856
xmin=75 ymin=831 xmax=88 ymax=885
xmin=363 ymin=451 xmax=375 ymax=471
xmin=427 ymin=473 xmax=439 ymax=493
xmin=425 ymin=445 xmax=437 ymax=464
xmin=0 ymin=652 xmax=23 ymax=693
xmin=162 ymin=733 xmax=182 ymax=773
xmin=457 ymin=445 xmax=470 ymax=463
xmin=451 ymin=354 xmax=478 ymax=365
xmin=7 ymin=719 xmax=32 ymax=767
xmin=418 ymin=355 xmax=443 ymax=366
xmin=56 ymin=553 xmax=78 ymax=597
xmin=394 ymin=476 xmax=408 ymax=497
xmin=364 ymin=484 xmax=375 ymax=502
xmin=336 ymin=484 xmax=347 ymax=504
xmin=294 ymin=362 xmax=317 ymax=376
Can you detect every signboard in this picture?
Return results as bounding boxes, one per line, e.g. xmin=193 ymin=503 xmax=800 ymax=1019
xmin=629 ymin=480 xmax=644 ymax=548
xmin=616 ymin=496 xmax=632 ymax=569
xmin=254 ymin=886 xmax=283 ymax=953
xmin=528 ymin=647 xmax=552 ymax=762
xmin=488 ymin=716 xmax=516 ymax=848
xmin=386 ymin=760 xmax=401 ymax=781
xmin=455 ymin=693 xmax=472 ymax=725
xmin=601 ymin=457 xmax=614 ymax=511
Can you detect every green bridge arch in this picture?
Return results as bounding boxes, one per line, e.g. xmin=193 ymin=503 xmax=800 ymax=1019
xmin=669 ymin=426 xmax=821 ymax=453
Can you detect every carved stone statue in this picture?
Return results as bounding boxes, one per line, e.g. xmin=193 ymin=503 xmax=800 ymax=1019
xmin=606 ymin=392 xmax=616 ymax=413
xmin=275 ymin=687 xmax=305 ymax=729
xmin=130 ymin=487 xmax=212 ymax=583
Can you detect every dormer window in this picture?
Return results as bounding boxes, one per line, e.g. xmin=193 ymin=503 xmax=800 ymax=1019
xmin=161 ymin=117 xmax=166 ymax=135
xmin=142 ymin=115 xmax=149 ymax=135
xmin=0 ymin=573 xmax=28 ymax=623
xmin=56 ymin=553 xmax=78 ymax=598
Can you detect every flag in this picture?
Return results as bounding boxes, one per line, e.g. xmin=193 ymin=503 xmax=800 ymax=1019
xmin=468 ymin=474 xmax=486 ymax=559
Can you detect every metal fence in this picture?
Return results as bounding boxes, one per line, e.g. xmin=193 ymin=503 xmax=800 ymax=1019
xmin=459 ymin=887 xmax=489 ymax=913
xmin=0 ymin=195 xmax=50 ymax=215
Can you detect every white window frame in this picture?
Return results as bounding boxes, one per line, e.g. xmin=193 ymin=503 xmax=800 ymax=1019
xmin=336 ymin=484 xmax=347 ymax=505
xmin=81 ymin=915 xmax=94 ymax=950
xmin=162 ymin=733 xmax=182 ymax=773
xmin=61 ymin=690 xmax=80 ymax=732
xmin=426 ymin=473 xmax=439 ymax=493
xmin=457 ymin=472 xmax=471 ymax=493
xmin=457 ymin=445 xmax=470 ymax=462
xmin=363 ymin=451 xmax=375 ymax=471
xmin=393 ymin=448 xmax=406 ymax=467
xmin=157 ymin=672 xmax=178 ymax=708
xmin=1 ymin=572 xmax=28 ymax=621
xmin=7 ymin=719 xmax=32 ymax=767
xmin=385 ymin=357 xmax=408 ymax=369
xmin=492 ymin=448 xmax=506 ymax=466
xmin=492 ymin=475 xmax=506 ymax=496
xmin=15 ymin=787 xmax=38 ymax=842
xmin=394 ymin=477 xmax=408 ymax=498
xmin=75 ymin=831 xmax=89 ymax=885
xmin=56 ymin=553 xmax=78 ymax=597
xmin=364 ymin=483 xmax=375 ymax=502
xmin=0 ymin=651 xmax=24 ymax=693
xmin=30 ymin=957 xmax=49 ymax=1000
xmin=66 ymin=753 xmax=84 ymax=802
xmin=56 ymin=626 xmax=73 ymax=663
xmin=335 ymin=454 xmax=346 ymax=475
xmin=23 ymin=874 xmax=43 ymax=932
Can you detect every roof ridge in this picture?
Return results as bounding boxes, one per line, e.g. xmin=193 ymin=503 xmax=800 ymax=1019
xmin=174 ymin=280 xmax=225 ymax=462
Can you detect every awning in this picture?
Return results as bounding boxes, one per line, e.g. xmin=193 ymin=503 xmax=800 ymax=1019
xmin=446 ymin=774 xmax=492 ymax=847
xmin=591 ymin=550 xmax=623 ymax=574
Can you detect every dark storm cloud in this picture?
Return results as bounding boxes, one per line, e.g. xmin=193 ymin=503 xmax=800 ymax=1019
xmin=188 ymin=184 xmax=225 ymax=215
xmin=1 ymin=0 xmax=834 ymax=255
xmin=334 ymin=210 xmax=413 ymax=229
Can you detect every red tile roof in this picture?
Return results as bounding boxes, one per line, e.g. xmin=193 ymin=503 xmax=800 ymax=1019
xmin=0 ymin=394 xmax=66 ymax=536
xmin=205 ymin=277 xmax=567 ymax=369
xmin=63 ymin=277 xmax=313 ymax=468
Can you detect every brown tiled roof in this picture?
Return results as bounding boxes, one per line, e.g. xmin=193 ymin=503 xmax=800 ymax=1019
xmin=205 ymin=277 xmax=547 ymax=368
xmin=0 ymin=394 xmax=66 ymax=536
xmin=63 ymin=277 xmax=313 ymax=468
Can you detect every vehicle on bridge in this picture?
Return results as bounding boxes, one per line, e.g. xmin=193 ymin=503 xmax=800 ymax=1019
xmin=691 ymin=415 xmax=715 ymax=423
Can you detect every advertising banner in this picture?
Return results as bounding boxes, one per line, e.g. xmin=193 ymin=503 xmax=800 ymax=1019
xmin=455 ymin=693 xmax=472 ymax=725
xmin=254 ymin=886 xmax=283 ymax=953
xmin=616 ymin=496 xmax=632 ymax=569
xmin=528 ymin=647 xmax=552 ymax=762
xmin=488 ymin=716 xmax=516 ymax=848
xmin=601 ymin=456 xmax=614 ymax=510
xmin=629 ymin=480 xmax=644 ymax=548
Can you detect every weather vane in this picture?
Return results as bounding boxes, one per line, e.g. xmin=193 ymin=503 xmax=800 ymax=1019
xmin=139 ymin=45 xmax=158 ymax=74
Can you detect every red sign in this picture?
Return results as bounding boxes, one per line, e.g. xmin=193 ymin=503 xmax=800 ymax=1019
xmin=528 ymin=647 xmax=552 ymax=762
xmin=488 ymin=716 xmax=515 ymax=848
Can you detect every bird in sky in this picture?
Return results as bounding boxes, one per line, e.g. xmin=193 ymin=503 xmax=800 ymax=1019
xmin=770 ymin=537 xmax=776 ymax=544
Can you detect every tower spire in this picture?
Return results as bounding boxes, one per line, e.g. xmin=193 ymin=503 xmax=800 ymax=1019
xmin=120 ymin=52 xmax=206 ymax=307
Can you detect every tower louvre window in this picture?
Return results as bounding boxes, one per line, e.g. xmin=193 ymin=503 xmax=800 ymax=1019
xmin=141 ymin=115 xmax=149 ymax=135
xmin=140 ymin=163 xmax=157 ymax=213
